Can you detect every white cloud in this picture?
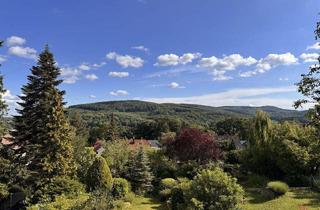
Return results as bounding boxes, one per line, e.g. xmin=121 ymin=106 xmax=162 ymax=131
xmin=79 ymin=63 xmax=91 ymax=71
xmin=168 ymin=82 xmax=185 ymax=89
xmin=307 ymin=42 xmax=320 ymax=50
xmin=106 ymin=52 xmax=144 ymax=68
xmin=85 ymin=74 xmax=98 ymax=81
xmin=0 ymin=56 xmax=6 ymax=63
xmin=110 ymin=90 xmax=129 ymax=96
xmin=198 ymin=54 xmax=257 ymax=69
xmin=79 ymin=62 xmax=106 ymax=70
xmin=108 ymin=71 xmax=129 ymax=78
xmin=132 ymin=45 xmax=149 ymax=52
xmin=8 ymin=46 xmax=37 ymax=59
xmin=240 ymin=53 xmax=298 ymax=77
xmin=2 ymin=90 xmax=20 ymax=115
xmin=89 ymin=95 xmax=96 ymax=98
xmin=141 ymin=86 xmax=298 ymax=109
xmin=6 ymin=36 xmax=26 ymax=46
xmin=60 ymin=67 xmax=81 ymax=84
xmin=92 ymin=62 xmax=106 ymax=68
xmin=300 ymin=53 xmax=319 ymax=63
xmin=198 ymin=54 xmax=257 ymax=80
xmin=155 ymin=53 xmax=202 ymax=66
xmin=211 ymin=70 xmax=232 ymax=81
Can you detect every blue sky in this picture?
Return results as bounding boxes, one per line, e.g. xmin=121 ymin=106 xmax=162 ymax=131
xmin=0 ymin=0 xmax=320 ymax=113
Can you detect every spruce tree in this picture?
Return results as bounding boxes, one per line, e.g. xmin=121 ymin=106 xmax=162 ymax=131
xmin=13 ymin=46 xmax=75 ymax=179
xmin=128 ymin=147 xmax=153 ymax=194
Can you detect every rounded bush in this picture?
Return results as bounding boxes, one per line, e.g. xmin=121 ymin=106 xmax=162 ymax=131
xmin=188 ymin=167 xmax=244 ymax=210
xmin=267 ymin=181 xmax=289 ymax=196
xmin=0 ymin=183 xmax=9 ymax=200
xmin=160 ymin=178 xmax=177 ymax=189
xmin=112 ymin=178 xmax=130 ymax=198
xmin=34 ymin=176 xmax=85 ymax=202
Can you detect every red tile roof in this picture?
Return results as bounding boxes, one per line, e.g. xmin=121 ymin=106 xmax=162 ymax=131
xmin=128 ymin=139 xmax=151 ymax=150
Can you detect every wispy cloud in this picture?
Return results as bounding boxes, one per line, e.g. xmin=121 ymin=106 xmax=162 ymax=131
xmin=307 ymin=42 xmax=320 ymax=50
xmin=110 ymin=90 xmax=129 ymax=96
xmin=300 ymin=53 xmax=319 ymax=63
xmin=140 ymin=86 xmax=299 ymax=109
xmin=132 ymin=45 xmax=149 ymax=53
xmin=108 ymin=71 xmax=130 ymax=78
xmin=60 ymin=61 xmax=106 ymax=84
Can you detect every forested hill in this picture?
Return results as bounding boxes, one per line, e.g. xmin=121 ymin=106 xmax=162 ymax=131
xmin=68 ymin=100 xmax=308 ymax=128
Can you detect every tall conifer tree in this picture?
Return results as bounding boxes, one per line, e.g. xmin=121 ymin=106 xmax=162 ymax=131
xmin=13 ymin=46 xmax=75 ymax=178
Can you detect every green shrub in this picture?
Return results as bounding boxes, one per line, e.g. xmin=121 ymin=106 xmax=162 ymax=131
xmin=160 ymin=178 xmax=177 ymax=189
xmin=27 ymin=194 xmax=89 ymax=210
xmin=0 ymin=183 xmax=9 ymax=200
xmin=187 ymin=167 xmax=244 ymax=210
xmin=159 ymin=178 xmax=178 ymax=200
xmin=112 ymin=178 xmax=130 ymax=198
xmin=87 ymin=156 xmax=113 ymax=192
xmin=169 ymin=178 xmax=191 ymax=210
xmin=75 ymin=191 xmax=113 ymax=210
xmin=148 ymin=150 xmax=177 ymax=179
xmin=267 ymin=181 xmax=289 ymax=196
xmin=33 ymin=176 xmax=85 ymax=203
xmin=176 ymin=160 xmax=200 ymax=179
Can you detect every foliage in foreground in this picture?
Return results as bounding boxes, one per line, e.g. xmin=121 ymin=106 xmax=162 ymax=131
xmin=112 ymin=178 xmax=130 ymax=198
xmin=126 ymin=147 xmax=153 ymax=194
xmin=187 ymin=167 xmax=244 ymax=210
xmin=87 ymin=156 xmax=113 ymax=192
xmin=267 ymin=181 xmax=289 ymax=196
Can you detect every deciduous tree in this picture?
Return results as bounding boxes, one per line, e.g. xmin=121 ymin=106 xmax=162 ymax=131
xmin=165 ymin=128 xmax=221 ymax=163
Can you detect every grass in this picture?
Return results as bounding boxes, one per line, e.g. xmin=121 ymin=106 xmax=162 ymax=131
xmin=115 ymin=195 xmax=168 ymax=210
xmin=240 ymin=187 xmax=320 ymax=210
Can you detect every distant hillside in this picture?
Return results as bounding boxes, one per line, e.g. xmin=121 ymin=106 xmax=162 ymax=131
xmin=68 ymin=100 xmax=308 ymax=128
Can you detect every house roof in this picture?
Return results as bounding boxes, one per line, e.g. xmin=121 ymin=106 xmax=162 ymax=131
xmin=1 ymin=134 xmax=14 ymax=146
xmin=149 ymin=140 xmax=161 ymax=148
xmin=128 ymin=139 xmax=151 ymax=150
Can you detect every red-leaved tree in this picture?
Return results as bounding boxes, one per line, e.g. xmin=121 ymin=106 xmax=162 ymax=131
xmin=165 ymin=128 xmax=221 ymax=163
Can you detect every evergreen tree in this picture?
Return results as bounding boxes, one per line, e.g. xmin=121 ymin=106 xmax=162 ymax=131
xmin=13 ymin=46 xmax=75 ymax=179
xmin=127 ymin=147 xmax=153 ymax=194
xmin=87 ymin=156 xmax=113 ymax=192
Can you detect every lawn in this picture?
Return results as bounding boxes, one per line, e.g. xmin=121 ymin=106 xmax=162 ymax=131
xmin=240 ymin=187 xmax=320 ymax=210
xmin=115 ymin=196 xmax=168 ymax=210
xmin=115 ymin=188 xmax=320 ymax=210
